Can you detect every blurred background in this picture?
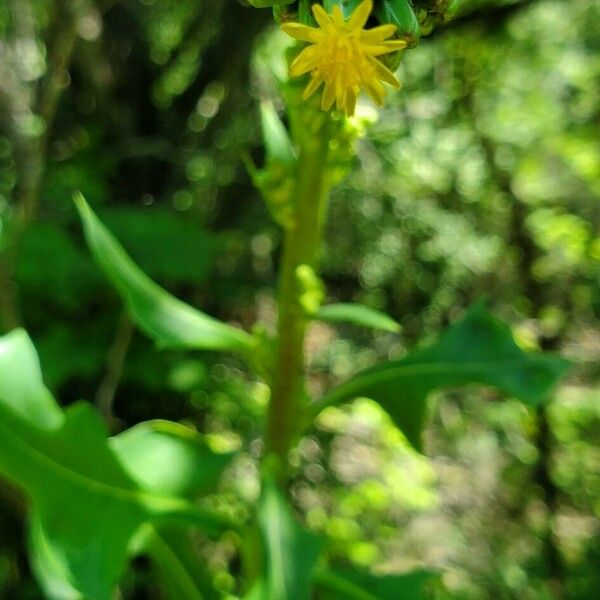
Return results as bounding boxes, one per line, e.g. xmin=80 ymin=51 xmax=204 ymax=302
xmin=0 ymin=0 xmax=598 ymax=598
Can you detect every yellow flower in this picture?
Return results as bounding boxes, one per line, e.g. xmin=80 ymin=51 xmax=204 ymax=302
xmin=282 ymin=0 xmax=407 ymax=116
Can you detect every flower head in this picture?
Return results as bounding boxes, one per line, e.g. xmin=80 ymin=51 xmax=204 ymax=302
xmin=282 ymin=0 xmax=407 ymax=116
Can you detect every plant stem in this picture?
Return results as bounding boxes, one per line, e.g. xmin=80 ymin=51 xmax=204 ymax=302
xmin=263 ymin=112 xmax=333 ymax=472
xmin=95 ymin=312 xmax=133 ymax=430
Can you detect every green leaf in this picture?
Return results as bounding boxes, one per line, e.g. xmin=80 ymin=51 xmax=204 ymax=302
xmin=444 ymin=0 xmax=464 ymax=19
xmin=27 ymin=512 xmax=83 ymax=600
xmin=74 ymin=193 xmax=253 ymax=354
xmin=315 ymin=303 xmax=401 ymax=333
xmin=244 ymin=581 xmax=267 ymax=600
xmin=314 ymin=568 xmax=435 ymax=600
xmin=110 ymin=420 xmax=235 ymax=499
xmin=378 ymin=0 xmax=420 ymax=39
xmin=298 ymin=0 xmax=312 ymax=24
xmin=253 ymin=480 xmax=322 ymax=600
xmin=0 ymin=400 xmax=149 ymax=600
xmin=131 ymin=525 xmax=219 ymax=600
xmin=260 ymin=101 xmax=296 ymax=166
xmin=0 ymin=329 xmax=62 ymax=429
xmin=252 ymin=102 xmax=297 ymax=227
xmin=0 ymin=329 xmax=233 ymax=600
xmin=315 ymin=303 xmax=570 ymax=449
xmin=111 ymin=422 xmax=235 ymax=599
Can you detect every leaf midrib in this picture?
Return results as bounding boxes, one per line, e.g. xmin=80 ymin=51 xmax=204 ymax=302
xmin=320 ymin=358 xmax=538 ymax=407
xmin=0 ymin=418 xmax=189 ymax=514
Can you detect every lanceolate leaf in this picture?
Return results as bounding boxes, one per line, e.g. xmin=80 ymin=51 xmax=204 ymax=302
xmin=75 ymin=194 xmax=253 ymax=354
xmin=251 ymin=480 xmax=322 ymax=600
xmin=0 ymin=329 xmax=234 ymax=600
xmin=260 ymin=101 xmax=296 ymax=166
xmin=315 ymin=303 xmax=401 ymax=333
xmin=313 ymin=567 xmax=435 ymax=600
xmin=314 ymin=303 xmax=570 ymax=449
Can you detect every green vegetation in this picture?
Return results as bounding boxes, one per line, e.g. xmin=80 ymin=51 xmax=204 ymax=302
xmin=0 ymin=0 xmax=597 ymax=598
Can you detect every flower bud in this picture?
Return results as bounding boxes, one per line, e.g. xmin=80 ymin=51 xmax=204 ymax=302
xmin=376 ymin=0 xmax=421 ymax=41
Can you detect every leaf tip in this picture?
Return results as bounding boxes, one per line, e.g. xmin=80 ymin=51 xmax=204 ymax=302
xmin=387 ymin=320 xmax=402 ymax=334
xmin=72 ymin=191 xmax=88 ymax=213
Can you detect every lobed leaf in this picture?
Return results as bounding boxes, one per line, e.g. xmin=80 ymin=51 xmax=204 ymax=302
xmin=0 ymin=329 xmax=234 ymax=600
xmin=314 ymin=302 xmax=570 ymax=450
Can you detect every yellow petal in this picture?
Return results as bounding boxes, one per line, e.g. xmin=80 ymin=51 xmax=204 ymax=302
xmin=364 ymin=79 xmax=386 ymax=106
xmin=362 ymin=40 xmax=407 ymax=56
xmin=331 ymin=5 xmax=345 ymax=27
xmin=281 ymin=22 xmax=324 ymax=43
xmin=302 ymin=75 xmax=324 ymax=100
xmin=289 ymin=46 xmax=321 ymax=76
xmin=344 ymin=89 xmax=358 ymax=116
xmin=366 ymin=55 xmax=401 ymax=88
xmin=335 ymin=74 xmax=344 ymax=108
xmin=360 ymin=24 xmax=397 ymax=43
xmin=321 ymin=81 xmax=336 ymax=111
xmin=348 ymin=0 xmax=373 ymax=31
xmin=312 ymin=4 xmax=332 ymax=29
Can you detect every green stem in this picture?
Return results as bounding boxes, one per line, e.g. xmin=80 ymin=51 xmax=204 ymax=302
xmin=263 ymin=111 xmax=333 ymax=473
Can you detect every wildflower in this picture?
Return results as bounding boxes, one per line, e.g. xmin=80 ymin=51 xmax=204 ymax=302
xmin=282 ymin=0 xmax=407 ymax=116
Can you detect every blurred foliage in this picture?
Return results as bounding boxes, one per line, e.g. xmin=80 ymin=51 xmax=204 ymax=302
xmin=0 ymin=0 xmax=598 ymax=598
